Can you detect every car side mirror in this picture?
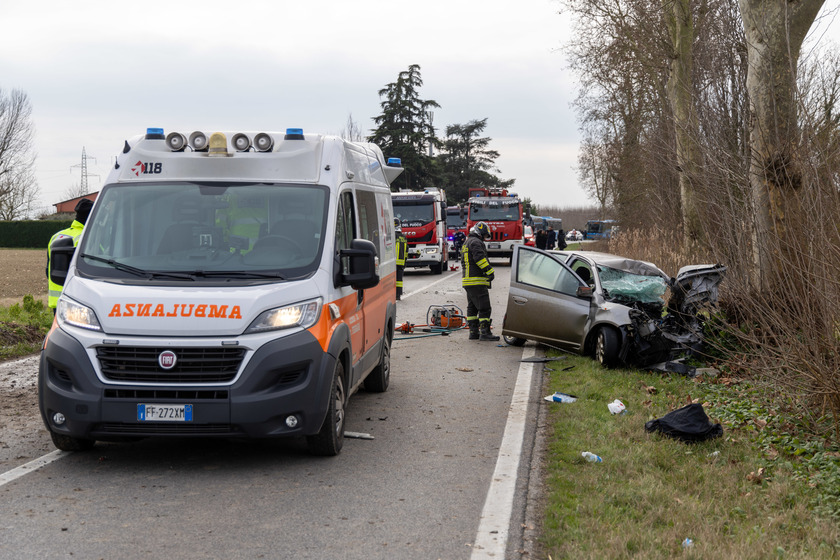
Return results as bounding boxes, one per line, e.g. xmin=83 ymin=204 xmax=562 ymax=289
xmin=339 ymin=239 xmax=379 ymax=290
xmin=576 ymin=285 xmax=593 ymax=298
xmin=49 ymin=236 xmax=77 ymax=287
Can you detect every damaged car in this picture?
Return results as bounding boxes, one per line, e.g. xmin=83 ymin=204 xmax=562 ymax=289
xmin=501 ymin=246 xmax=726 ymax=368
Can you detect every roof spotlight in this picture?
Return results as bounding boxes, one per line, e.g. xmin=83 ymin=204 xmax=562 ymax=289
xmin=189 ymin=131 xmax=208 ymax=151
xmin=165 ymin=132 xmax=188 ymax=152
xmin=254 ymin=132 xmax=274 ymax=152
xmin=232 ymin=133 xmax=251 ymax=152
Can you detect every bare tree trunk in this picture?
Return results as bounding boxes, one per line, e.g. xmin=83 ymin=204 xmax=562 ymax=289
xmin=739 ymin=0 xmax=824 ymax=287
xmin=664 ymin=0 xmax=703 ymax=244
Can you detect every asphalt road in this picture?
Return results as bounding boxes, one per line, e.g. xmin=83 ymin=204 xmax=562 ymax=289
xmin=0 ymin=259 xmax=547 ymax=560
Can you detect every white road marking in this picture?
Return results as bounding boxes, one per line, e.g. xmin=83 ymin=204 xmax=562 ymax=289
xmin=401 ymin=270 xmax=458 ymax=299
xmin=471 ymin=344 xmax=537 ymax=558
xmin=0 ymin=450 xmax=68 ymax=488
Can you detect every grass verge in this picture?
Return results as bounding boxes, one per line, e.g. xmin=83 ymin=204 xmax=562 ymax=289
xmin=0 ymin=294 xmax=52 ymax=361
xmin=539 ymin=352 xmax=840 ymax=559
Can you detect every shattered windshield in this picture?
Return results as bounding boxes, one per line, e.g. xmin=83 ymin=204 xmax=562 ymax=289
xmin=77 ymin=182 xmax=328 ymax=281
xmin=598 ymin=265 xmax=667 ymax=305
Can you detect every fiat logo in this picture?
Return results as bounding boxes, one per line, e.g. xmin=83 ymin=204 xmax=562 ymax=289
xmin=158 ymin=350 xmax=177 ymax=370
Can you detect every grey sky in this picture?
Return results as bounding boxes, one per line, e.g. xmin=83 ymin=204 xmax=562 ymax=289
xmin=1 ymin=0 xmax=838 ymax=215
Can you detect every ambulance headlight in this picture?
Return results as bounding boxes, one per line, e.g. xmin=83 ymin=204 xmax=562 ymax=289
xmin=58 ymin=298 xmax=102 ymax=332
xmin=245 ymin=299 xmax=322 ymax=333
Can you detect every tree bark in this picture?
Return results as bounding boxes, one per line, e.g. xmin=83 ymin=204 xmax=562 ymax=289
xmin=739 ymin=0 xmax=824 ymax=287
xmin=664 ymin=0 xmax=703 ymax=244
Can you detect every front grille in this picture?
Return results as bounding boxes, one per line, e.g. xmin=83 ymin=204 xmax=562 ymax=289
xmin=97 ymin=346 xmax=245 ymax=383
xmin=104 ymin=389 xmax=229 ymax=400
xmin=94 ymin=423 xmax=238 ymax=435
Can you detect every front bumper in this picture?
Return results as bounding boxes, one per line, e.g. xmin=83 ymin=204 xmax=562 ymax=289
xmin=38 ymin=326 xmax=335 ymax=441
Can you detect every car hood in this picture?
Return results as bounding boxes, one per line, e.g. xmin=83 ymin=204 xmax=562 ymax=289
xmin=670 ymin=264 xmax=727 ymax=313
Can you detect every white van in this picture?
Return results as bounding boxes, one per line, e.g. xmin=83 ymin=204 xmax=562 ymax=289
xmin=41 ymin=127 xmax=402 ymax=456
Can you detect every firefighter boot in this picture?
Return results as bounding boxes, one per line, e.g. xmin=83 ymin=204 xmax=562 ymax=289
xmin=479 ymin=320 xmax=500 ymax=341
xmin=468 ymin=320 xmax=480 ymax=340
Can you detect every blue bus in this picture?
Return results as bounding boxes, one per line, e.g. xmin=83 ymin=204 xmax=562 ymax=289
xmin=584 ymin=219 xmax=616 ymax=240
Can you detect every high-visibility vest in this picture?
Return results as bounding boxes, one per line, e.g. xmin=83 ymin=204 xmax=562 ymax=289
xmin=396 ymin=234 xmax=407 ymax=267
xmin=47 ymin=221 xmax=84 ymax=308
xmin=461 ymin=234 xmax=494 ymax=287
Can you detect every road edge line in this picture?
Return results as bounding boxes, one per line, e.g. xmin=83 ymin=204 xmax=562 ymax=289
xmin=470 ymin=344 xmax=537 ymax=558
xmin=0 ymin=449 xmax=68 ymax=488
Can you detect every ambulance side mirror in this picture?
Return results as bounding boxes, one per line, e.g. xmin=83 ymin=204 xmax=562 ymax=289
xmin=340 ymin=239 xmax=379 ymax=290
xmin=49 ymin=236 xmax=76 ymax=287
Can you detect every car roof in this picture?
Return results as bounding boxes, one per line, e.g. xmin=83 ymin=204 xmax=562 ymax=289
xmin=556 ymin=251 xmax=669 ymax=278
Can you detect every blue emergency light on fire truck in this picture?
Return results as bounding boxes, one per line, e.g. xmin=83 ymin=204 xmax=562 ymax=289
xmin=40 ymin=127 xmax=403 ymax=457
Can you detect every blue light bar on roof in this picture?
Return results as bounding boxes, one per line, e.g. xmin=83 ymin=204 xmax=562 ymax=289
xmin=145 ymin=127 xmax=165 ymax=139
xmin=284 ymin=128 xmax=305 ymax=140
xmin=387 ymin=158 xmax=401 ymax=166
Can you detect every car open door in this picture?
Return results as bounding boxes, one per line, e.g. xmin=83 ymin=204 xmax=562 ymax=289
xmin=502 ymin=245 xmax=591 ymax=350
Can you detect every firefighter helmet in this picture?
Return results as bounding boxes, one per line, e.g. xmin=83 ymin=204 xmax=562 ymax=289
xmin=394 ymin=218 xmax=402 ymax=233
xmin=472 ymin=221 xmax=491 ymax=240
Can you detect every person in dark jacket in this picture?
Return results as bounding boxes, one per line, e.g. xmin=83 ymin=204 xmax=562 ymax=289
xmin=535 ymin=228 xmax=547 ymax=250
xmin=546 ymin=227 xmax=557 ymax=250
xmin=461 ymin=221 xmax=499 ymax=341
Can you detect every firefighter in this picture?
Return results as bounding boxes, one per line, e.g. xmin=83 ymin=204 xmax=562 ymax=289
xmin=47 ymin=198 xmax=93 ymax=312
xmin=461 ymin=221 xmax=499 ymax=341
xmin=395 ymin=218 xmax=407 ymax=300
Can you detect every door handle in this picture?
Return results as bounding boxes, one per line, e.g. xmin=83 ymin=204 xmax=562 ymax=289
xmin=512 ymin=296 xmax=528 ymax=304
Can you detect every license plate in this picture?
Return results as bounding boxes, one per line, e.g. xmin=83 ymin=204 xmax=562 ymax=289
xmin=137 ymin=404 xmax=193 ymax=422
xmin=488 ymin=243 xmax=501 ymax=249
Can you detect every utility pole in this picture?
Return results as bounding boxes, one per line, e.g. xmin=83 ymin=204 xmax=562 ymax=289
xmin=71 ymin=147 xmax=99 ymax=194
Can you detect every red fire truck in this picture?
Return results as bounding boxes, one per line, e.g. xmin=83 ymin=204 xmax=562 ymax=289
xmin=392 ymin=188 xmax=449 ymax=274
xmin=466 ymin=187 xmax=524 ymax=263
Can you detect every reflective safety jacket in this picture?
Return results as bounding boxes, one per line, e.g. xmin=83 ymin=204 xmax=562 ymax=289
xmin=396 ymin=233 xmax=407 ymax=267
xmin=461 ymin=233 xmax=495 ymax=287
xmin=47 ymin=220 xmax=85 ymax=308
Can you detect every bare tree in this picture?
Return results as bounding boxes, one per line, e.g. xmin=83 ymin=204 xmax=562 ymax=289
xmin=739 ymin=0 xmax=825 ymax=287
xmin=339 ymin=113 xmax=364 ymax=142
xmin=63 ymin=182 xmax=89 ymax=201
xmin=0 ymin=88 xmax=39 ymax=220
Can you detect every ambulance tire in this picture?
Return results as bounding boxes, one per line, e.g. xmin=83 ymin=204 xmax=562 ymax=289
xmin=307 ymin=360 xmax=346 ymax=456
xmin=365 ymin=331 xmax=391 ymax=393
xmin=49 ymin=430 xmax=95 ymax=452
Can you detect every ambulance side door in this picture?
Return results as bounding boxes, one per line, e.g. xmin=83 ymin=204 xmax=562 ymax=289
xmin=335 ymin=190 xmax=366 ymax=371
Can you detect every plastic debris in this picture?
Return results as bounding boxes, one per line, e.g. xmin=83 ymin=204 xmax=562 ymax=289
xmin=682 ymin=538 xmax=694 ymax=548
xmin=544 ymin=392 xmax=578 ymax=403
xmin=581 ymin=451 xmax=602 ymax=463
xmin=607 ymin=399 xmax=626 ymax=414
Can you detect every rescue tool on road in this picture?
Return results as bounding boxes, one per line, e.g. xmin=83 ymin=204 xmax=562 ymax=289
xmin=41 ymin=127 xmax=403 ymax=456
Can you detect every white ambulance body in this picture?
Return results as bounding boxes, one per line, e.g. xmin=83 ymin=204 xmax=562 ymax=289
xmin=39 ymin=127 xmax=402 ymax=456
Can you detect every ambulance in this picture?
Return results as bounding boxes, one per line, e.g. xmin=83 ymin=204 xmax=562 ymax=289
xmin=40 ymin=127 xmax=402 ymax=456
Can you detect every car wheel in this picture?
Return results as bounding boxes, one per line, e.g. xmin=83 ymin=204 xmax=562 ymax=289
xmin=307 ymin=360 xmax=346 ymax=456
xmin=503 ymin=334 xmax=527 ymax=347
xmin=365 ymin=331 xmax=391 ymax=393
xmin=594 ymin=327 xmax=620 ymax=368
xmin=49 ymin=431 xmax=95 ymax=452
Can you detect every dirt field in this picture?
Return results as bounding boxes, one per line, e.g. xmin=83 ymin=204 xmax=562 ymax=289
xmin=0 ymin=248 xmax=48 ymax=308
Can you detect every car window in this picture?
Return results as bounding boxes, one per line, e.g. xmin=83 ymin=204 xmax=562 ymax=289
xmin=517 ymin=249 xmax=579 ymax=296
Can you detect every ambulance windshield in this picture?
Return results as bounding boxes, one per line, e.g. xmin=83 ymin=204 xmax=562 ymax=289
xmin=78 ymin=182 xmax=328 ymax=280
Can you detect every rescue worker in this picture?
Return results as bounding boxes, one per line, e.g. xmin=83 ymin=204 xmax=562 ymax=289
xmin=395 ymin=218 xmax=407 ymax=300
xmin=47 ymin=198 xmax=93 ymax=312
xmin=461 ymin=221 xmax=499 ymax=341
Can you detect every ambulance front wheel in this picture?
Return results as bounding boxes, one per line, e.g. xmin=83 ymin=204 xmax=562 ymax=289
xmin=307 ymin=360 xmax=347 ymax=456
xmin=49 ymin=430 xmax=95 ymax=452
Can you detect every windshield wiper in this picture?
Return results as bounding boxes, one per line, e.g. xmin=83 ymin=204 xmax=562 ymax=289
xmin=186 ymin=270 xmax=287 ymax=280
xmin=80 ymin=253 xmax=152 ymax=278
xmin=80 ymin=254 xmax=197 ymax=280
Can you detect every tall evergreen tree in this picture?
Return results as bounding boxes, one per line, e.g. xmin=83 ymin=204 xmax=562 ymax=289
xmin=437 ymin=118 xmax=513 ymax=203
xmin=368 ymin=64 xmax=440 ymax=191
